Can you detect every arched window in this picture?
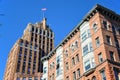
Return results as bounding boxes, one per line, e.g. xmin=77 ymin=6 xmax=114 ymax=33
xmin=75 ymin=41 xmax=78 ymax=48
xmin=20 ymin=39 xmax=23 ymax=46
xmin=93 ymin=23 xmax=98 ymax=32
xmin=92 ymin=76 xmax=96 ymax=80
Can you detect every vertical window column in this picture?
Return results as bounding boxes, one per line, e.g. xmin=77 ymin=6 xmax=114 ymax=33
xmin=73 ymin=71 xmax=76 ymax=80
xmin=76 ymin=54 xmax=79 ymax=63
xmin=109 ymin=51 xmax=115 ymax=61
xmin=66 ymin=62 xmax=69 ymax=71
xmin=77 ymin=68 xmax=80 ymax=78
xmin=95 ymin=37 xmax=100 ymax=47
xmin=98 ymin=53 xmax=103 ymax=63
xmin=84 ymin=60 xmax=91 ymax=71
xmin=72 ymin=57 xmax=75 ymax=66
xmin=106 ymin=35 xmax=112 ymax=45
xmin=100 ymin=69 xmax=106 ymax=80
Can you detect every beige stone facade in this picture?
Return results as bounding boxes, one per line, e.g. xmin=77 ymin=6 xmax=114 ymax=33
xmin=4 ymin=18 xmax=54 ymax=80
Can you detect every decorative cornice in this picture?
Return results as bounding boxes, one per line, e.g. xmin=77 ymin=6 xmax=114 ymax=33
xmin=41 ymin=4 xmax=120 ymax=62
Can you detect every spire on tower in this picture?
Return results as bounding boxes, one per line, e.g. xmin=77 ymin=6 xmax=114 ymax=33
xmin=42 ymin=18 xmax=47 ymax=29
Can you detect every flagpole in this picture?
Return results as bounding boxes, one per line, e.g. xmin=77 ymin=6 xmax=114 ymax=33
xmin=41 ymin=8 xmax=47 ymax=20
xmin=43 ymin=11 xmax=44 ymax=19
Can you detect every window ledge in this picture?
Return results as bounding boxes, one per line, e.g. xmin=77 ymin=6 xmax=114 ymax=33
xmin=83 ymin=67 xmax=96 ymax=76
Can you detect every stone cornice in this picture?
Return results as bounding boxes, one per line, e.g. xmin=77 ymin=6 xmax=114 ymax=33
xmin=41 ymin=4 xmax=120 ymax=62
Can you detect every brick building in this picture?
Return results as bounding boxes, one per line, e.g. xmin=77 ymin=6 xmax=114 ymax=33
xmin=4 ymin=18 xmax=54 ymax=80
xmin=41 ymin=4 xmax=120 ymax=80
xmin=4 ymin=4 xmax=120 ymax=80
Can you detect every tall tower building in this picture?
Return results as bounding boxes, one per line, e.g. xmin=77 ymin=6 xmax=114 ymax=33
xmin=4 ymin=18 xmax=54 ymax=80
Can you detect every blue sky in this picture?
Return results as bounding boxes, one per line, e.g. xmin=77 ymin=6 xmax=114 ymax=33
xmin=0 ymin=0 xmax=120 ymax=79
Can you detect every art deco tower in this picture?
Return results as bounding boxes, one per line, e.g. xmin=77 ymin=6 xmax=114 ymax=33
xmin=4 ymin=18 xmax=54 ymax=80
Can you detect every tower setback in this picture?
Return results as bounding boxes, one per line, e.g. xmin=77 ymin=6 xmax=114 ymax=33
xmin=4 ymin=18 xmax=54 ymax=80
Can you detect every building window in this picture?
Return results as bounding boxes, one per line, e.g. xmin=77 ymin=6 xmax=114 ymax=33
xmin=39 ymin=29 xmax=42 ymax=34
xmin=47 ymin=31 xmax=49 ymax=37
xmin=66 ymin=76 xmax=69 ymax=80
xmin=100 ymin=69 xmax=106 ymax=80
xmin=27 ymin=67 xmax=30 ymax=74
xmin=20 ymin=40 xmax=24 ymax=46
xmin=115 ymin=39 xmax=119 ymax=48
xmin=118 ymin=28 xmax=120 ymax=35
xmin=81 ymin=31 xmax=87 ymax=41
xmin=95 ymin=37 xmax=100 ymax=47
xmin=31 ymin=36 xmax=33 ymax=42
xmin=36 ymin=28 xmax=38 ymax=33
xmin=22 ymin=63 xmax=26 ymax=73
xmin=50 ymin=75 xmax=53 ymax=80
xmin=28 ymin=77 xmax=32 ymax=80
xmin=50 ymin=75 xmax=52 ymax=80
xmin=91 ymin=58 xmax=95 ymax=67
xmin=56 ymin=56 xmax=61 ymax=76
xmin=33 ymin=51 xmax=36 ymax=74
xmin=24 ymin=49 xmax=27 ymax=54
xmin=84 ymin=60 xmax=91 ymax=71
xmin=16 ymin=63 xmax=20 ymax=72
xmin=56 ymin=68 xmax=61 ymax=76
xmin=93 ymin=23 xmax=98 ymax=32
xmin=89 ymin=42 xmax=93 ymax=51
xmin=75 ymin=41 xmax=78 ymax=48
xmin=112 ymin=25 xmax=116 ymax=34
xmin=16 ymin=77 xmax=20 ymax=80
xmin=106 ymin=35 xmax=112 ymax=45
xmin=32 ymin=27 xmax=34 ymax=32
xmin=51 ymin=74 xmax=54 ymax=80
xmin=109 ymin=51 xmax=115 ymax=61
xmin=73 ymin=71 xmax=76 ymax=80
xmin=72 ymin=57 xmax=75 ymax=66
xmin=113 ymin=67 xmax=119 ymax=80
xmin=19 ymin=52 xmax=22 ymax=57
xmin=77 ymin=68 xmax=80 ymax=78
xmin=64 ymin=49 xmax=68 ymax=57
xmin=103 ymin=20 xmax=108 ymax=30
xmin=51 ymin=33 xmax=53 ymax=38
xmin=50 ymin=64 xmax=52 ymax=70
xmin=57 ymin=56 xmax=60 ymax=63
xmin=83 ymin=44 xmax=88 ymax=55
xmin=92 ymin=76 xmax=96 ymax=80
xmin=43 ymin=67 xmax=47 ymax=74
xmin=34 ymin=44 xmax=37 ymax=49
xmin=22 ymin=77 xmax=26 ymax=80
xmin=31 ymin=32 xmax=34 ymax=37
xmin=81 ymin=29 xmax=91 ymax=41
xmin=34 ymin=77 xmax=38 ymax=80
xmin=43 ymin=30 xmax=46 ymax=35
xmin=98 ymin=53 xmax=103 ymax=63
xmin=76 ymin=54 xmax=79 ymax=63
xmin=20 ymin=47 xmax=22 ymax=52
xmin=50 ymin=62 xmax=54 ymax=70
xmin=66 ymin=62 xmax=69 ymax=71
xmin=25 ymin=41 xmax=28 ymax=47
xmin=56 ymin=63 xmax=60 ymax=69
xmin=87 ymin=29 xmax=91 ymax=37
xmin=70 ymin=44 xmax=75 ymax=52
xmin=30 ymin=43 xmax=32 ymax=49
xmin=43 ymin=78 xmax=46 ymax=80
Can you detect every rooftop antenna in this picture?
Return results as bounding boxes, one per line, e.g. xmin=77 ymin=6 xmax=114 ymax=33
xmin=41 ymin=8 xmax=47 ymax=20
